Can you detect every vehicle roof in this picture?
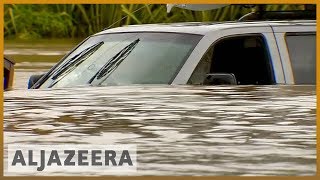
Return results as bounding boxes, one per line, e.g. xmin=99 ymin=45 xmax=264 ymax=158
xmin=95 ymin=20 xmax=316 ymax=36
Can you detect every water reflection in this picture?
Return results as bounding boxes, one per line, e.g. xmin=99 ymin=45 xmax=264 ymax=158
xmin=4 ymin=85 xmax=316 ymax=176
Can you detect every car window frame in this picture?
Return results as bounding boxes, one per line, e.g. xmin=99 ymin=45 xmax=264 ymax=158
xmin=284 ymin=32 xmax=316 ymax=84
xmin=187 ymin=33 xmax=276 ymax=85
xmin=270 ymin=22 xmax=315 ymax=84
xmin=172 ymin=25 xmax=284 ymax=85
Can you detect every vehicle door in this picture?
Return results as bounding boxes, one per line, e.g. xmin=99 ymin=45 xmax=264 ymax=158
xmin=173 ymin=24 xmax=284 ymax=85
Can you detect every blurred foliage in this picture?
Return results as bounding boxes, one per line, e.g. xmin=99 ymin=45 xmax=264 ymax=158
xmin=4 ymin=4 xmax=305 ymax=39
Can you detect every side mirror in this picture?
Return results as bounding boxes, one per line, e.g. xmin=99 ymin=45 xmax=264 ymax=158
xmin=28 ymin=74 xmax=45 ymax=89
xmin=203 ymin=73 xmax=237 ymax=85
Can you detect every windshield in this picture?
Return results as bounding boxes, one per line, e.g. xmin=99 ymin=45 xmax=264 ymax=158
xmin=39 ymin=32 xmax=202 ymax=88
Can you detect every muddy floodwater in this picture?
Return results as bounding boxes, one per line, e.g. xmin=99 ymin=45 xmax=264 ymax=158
xmin=3 ymin=39 xmax=316 ymax=176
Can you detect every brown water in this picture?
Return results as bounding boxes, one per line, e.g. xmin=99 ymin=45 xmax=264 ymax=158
xmin=3 ymin=39 xmax=317 ymax=176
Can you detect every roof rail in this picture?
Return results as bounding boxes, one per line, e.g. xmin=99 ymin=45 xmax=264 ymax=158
xmin=238 ymin=5 xmax=316 ymax=21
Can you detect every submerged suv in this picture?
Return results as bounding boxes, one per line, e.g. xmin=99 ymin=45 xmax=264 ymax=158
xmin=28 ymin=9 xmax=316 ymax=88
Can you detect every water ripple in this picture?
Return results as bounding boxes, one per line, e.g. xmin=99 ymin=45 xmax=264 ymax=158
xmin=4 ymin=85 xmax=316 ymax=176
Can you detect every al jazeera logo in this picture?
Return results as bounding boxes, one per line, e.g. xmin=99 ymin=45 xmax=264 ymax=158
xmin=7 ymin=144 xmax=137 ymax=174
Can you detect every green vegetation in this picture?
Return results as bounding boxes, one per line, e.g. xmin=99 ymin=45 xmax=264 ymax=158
xmin=4 ymin=4 xmax=305 ymax=40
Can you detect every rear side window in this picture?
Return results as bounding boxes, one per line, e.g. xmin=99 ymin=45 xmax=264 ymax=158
xmin=285 ymin=33 xmax=316 ymax=84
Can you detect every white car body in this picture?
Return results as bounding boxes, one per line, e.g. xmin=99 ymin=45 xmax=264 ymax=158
xmin=95 ymin=20 xmax=316 ymax=85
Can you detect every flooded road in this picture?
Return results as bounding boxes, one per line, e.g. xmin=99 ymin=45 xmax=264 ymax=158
xmin=3 ymin=40 xmax=317 ymax=176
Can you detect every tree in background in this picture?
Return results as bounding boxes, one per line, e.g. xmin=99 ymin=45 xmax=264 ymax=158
xmin=4 ymin=4 xmax=305 ymax=39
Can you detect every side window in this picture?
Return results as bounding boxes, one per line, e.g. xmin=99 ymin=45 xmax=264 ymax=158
xmin=188 ymin=35 xmax=275 ymax=85
xmin=285 ymin=33 xmax=316 ymax=84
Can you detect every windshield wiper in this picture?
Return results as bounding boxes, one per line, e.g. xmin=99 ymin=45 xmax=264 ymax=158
xmin=47 ymin=41 xmax=104 ymax=88
xmin=88 ymin=39 xmax=140 ymax=84
xmin=51 ymin=41 xmax=104 ymax=80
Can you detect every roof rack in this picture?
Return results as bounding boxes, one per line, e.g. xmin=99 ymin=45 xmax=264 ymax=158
xmin=238 ymin=5 xmax=316 ymax=21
